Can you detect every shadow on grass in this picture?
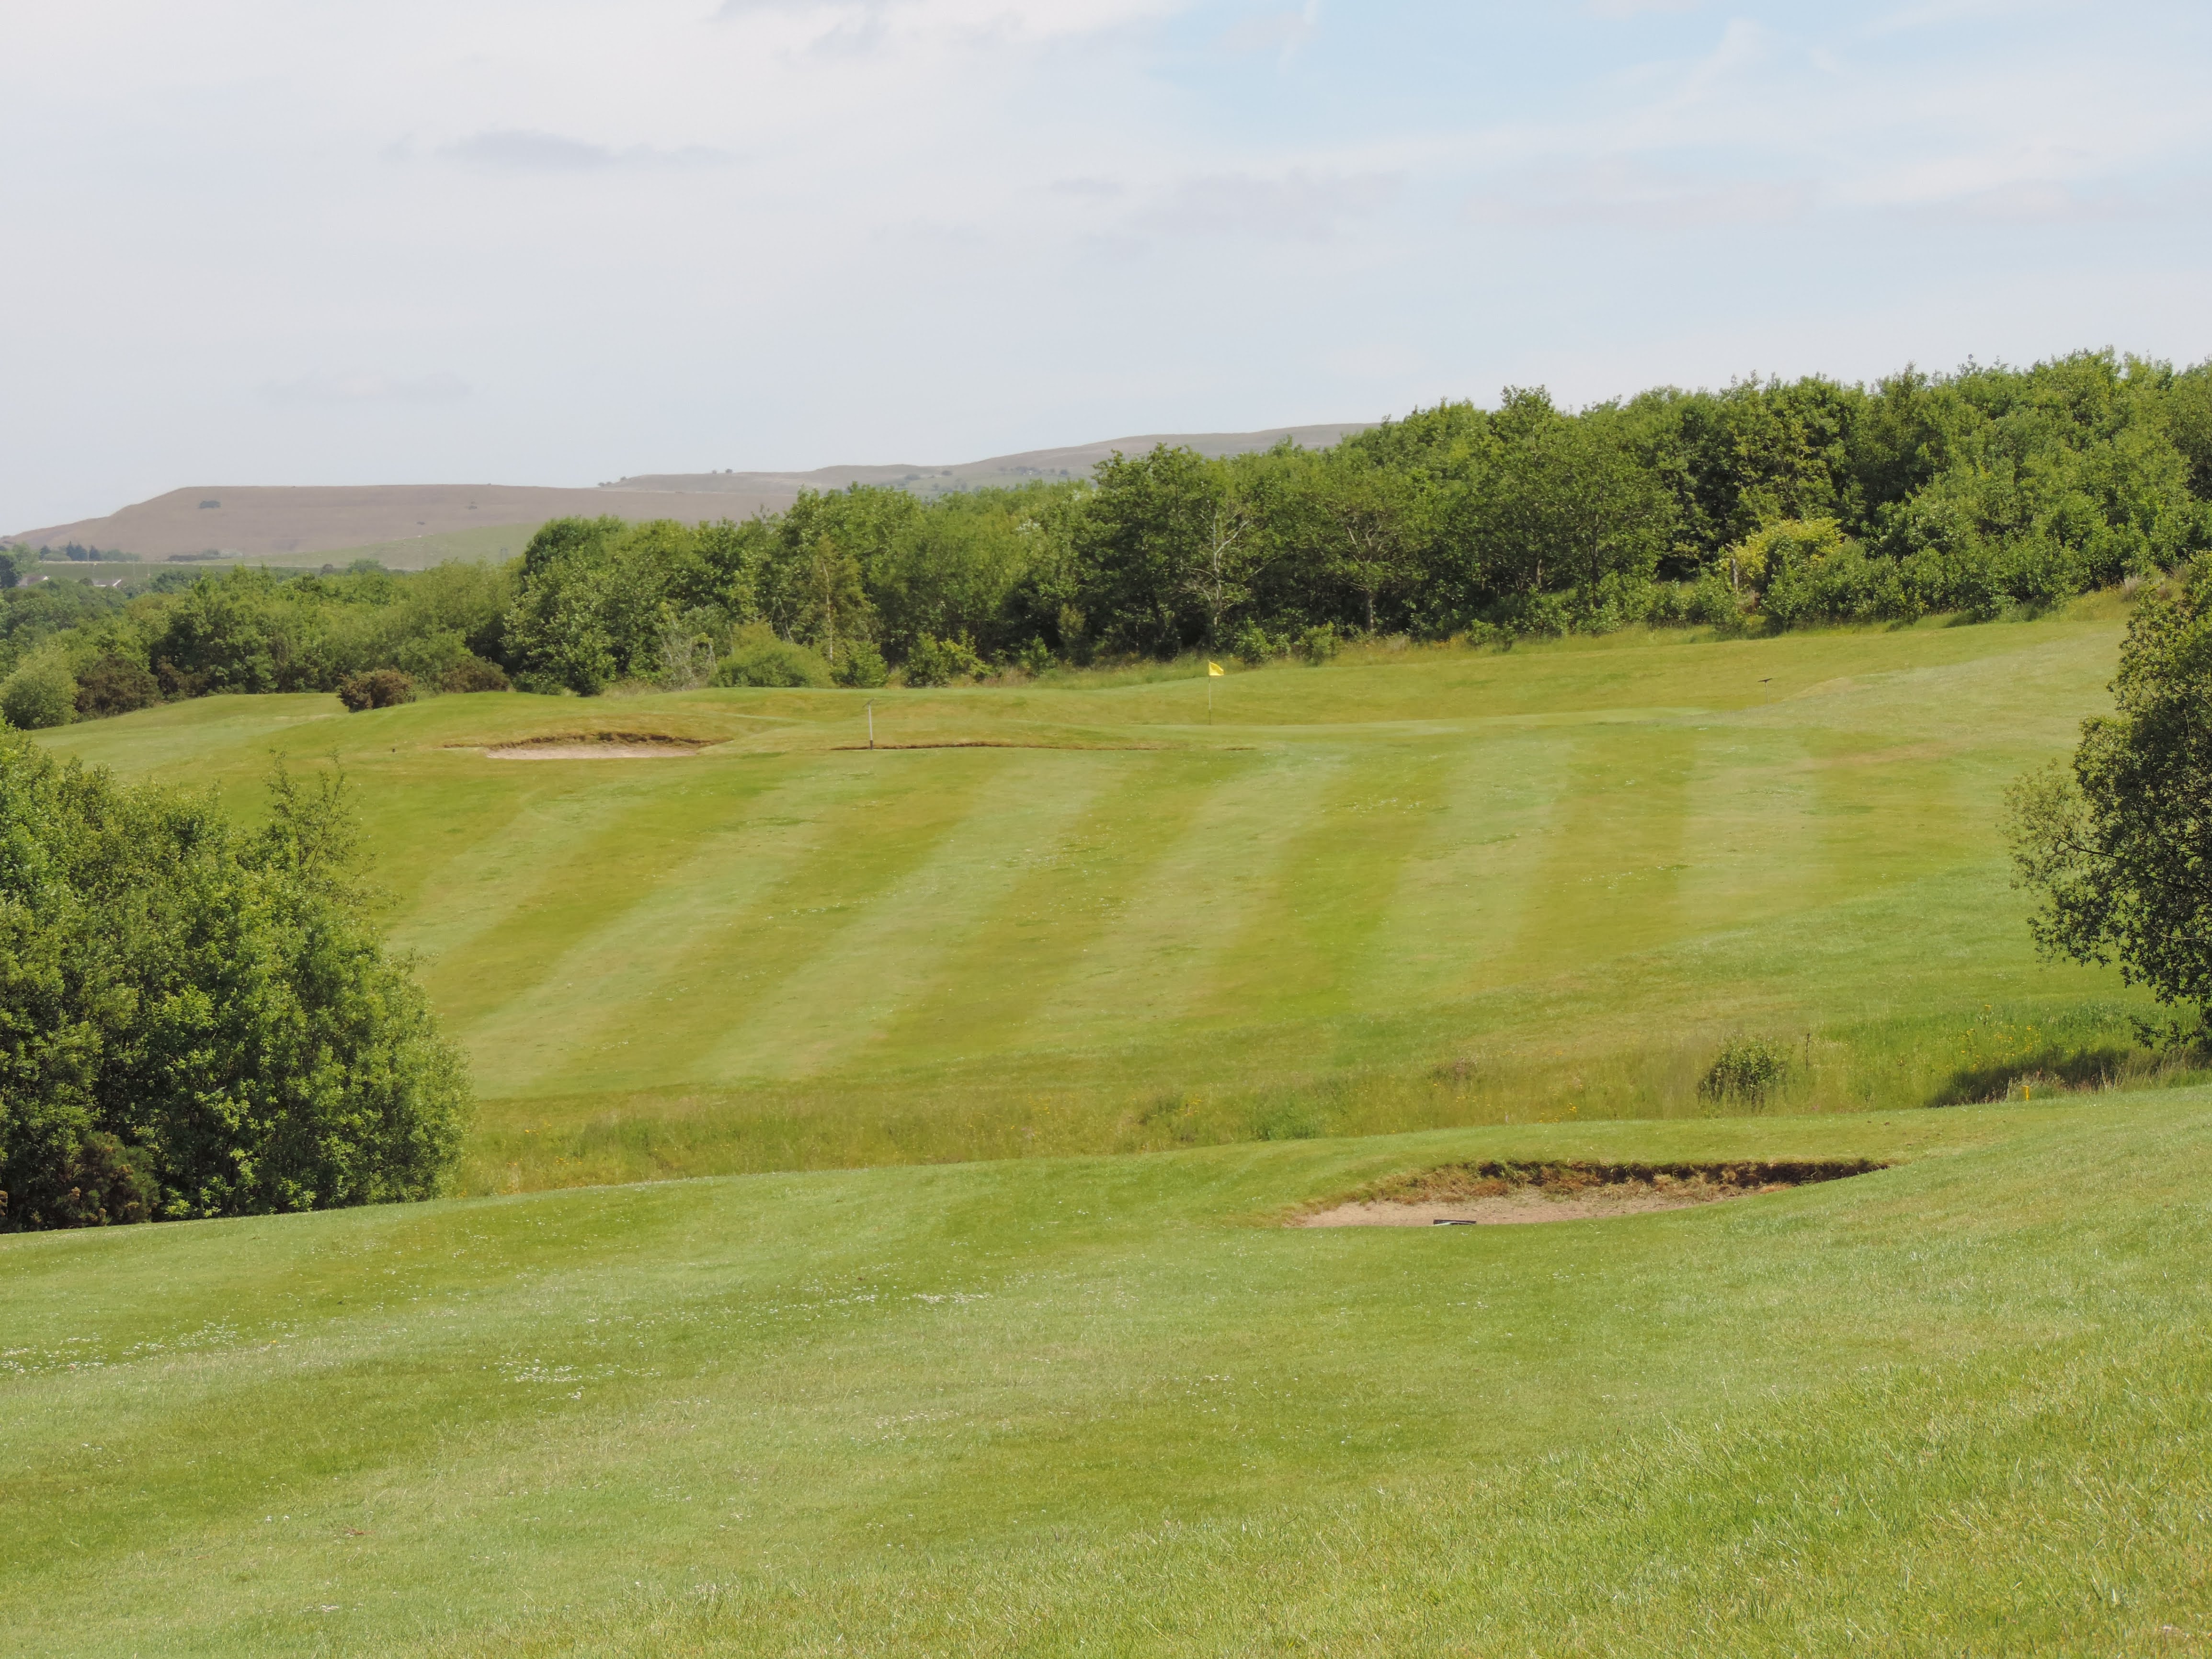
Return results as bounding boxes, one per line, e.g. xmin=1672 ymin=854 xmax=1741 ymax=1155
xmin=1933 ymin=1043 xmax=2212 ymax=1106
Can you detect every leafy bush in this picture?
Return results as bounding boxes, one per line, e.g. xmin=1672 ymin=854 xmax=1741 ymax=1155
xmin=2007 ymin=556 xmax=2212 ymax=1025
xmin=0 ymin=651 xmax=77 ymax=729
xmin=393 ymin=627 xmax=478 ymax=688
xmin=1016 ymin=637 xmax=1055 ymax=677
xmin=1764 ymin=541 xmax=1917 ymax=628
xmin=714 ymin=626 xmax=833 ymax=689
xmin=1699 ymin=1037 xmax=1792 ymax=1104
xmin=72 ymin=653 xmax=160 ymax=718
xmin=903 ymin=634 xmax=985 ymax=686
xmin=1231 ymin=620 xmax=1281 ymax=665
xmin=1293 ymin=624 xmax=1340 ymax=665
xmin=11 ymin=1131 xmax=157 ymax=1227
xmin=441 ymin=657 xmax=510 ymax=693
xmin=335 ymin=668 xmax=415 ymax=711
xmin=834 ymin=640 xmax=889 ymax=688
xmin=0 ymin=741 xmax=472 ymax=1229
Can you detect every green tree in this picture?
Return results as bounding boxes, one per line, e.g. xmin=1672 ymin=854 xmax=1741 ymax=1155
xmin=503 ymin=552 xmax=617 ymax=694
xmin=0 ymin=743 xmax=471 ymax=1228
xmin=868 ymin=487 xmax=1062 ymax=660
xmin=1471 ymin=390 xmax=1674 ymax=600
xmin=1075 ymin=445 xmax=1231 ymax=656
xmin=1273 ymin=449 xmax=1422 ymax=636
xmin=502 ymin=519 xmax=627 ymax=694
xmin=147 ymin=568 xmax=292 ymax=693
xmin=2005 ymin=562 xmax=2212 ymax=1031
xmin=802 ymin=535 xmax=868 ymax=666
xmin=759 ymin=489 xmax=910 ymax=651
xmin=0 ymin=649 xmax=78 ymax=729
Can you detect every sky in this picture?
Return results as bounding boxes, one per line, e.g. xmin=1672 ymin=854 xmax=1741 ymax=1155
xmin=5 ymin=0 xmax=2212 ymax=530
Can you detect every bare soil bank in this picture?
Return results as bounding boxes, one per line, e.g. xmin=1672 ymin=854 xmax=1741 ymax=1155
xmin=1297 ymin=1159 xmax=1886 ymax=1226
xmin=465 ymin=732 xmax=711 ymax=760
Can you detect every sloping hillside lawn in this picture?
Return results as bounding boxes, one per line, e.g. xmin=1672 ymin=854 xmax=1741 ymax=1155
xmin=5 ymin=1096 xmax=2209 ymax=1655
xmin=38 ymin=608 xmax=2167 ymax=1191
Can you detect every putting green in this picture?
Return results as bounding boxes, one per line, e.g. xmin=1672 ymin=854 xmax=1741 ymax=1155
xmin=38 ymin=609 xmax=2154 ymax=1191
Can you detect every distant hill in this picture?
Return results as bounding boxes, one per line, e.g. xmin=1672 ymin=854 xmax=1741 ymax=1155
xmin=607 ymin=423 xmax=1377 ymax=500
xmin=6 ymin=423 xmax=1372 ymax=564
xmin=2 ymin=484 xmax=791 ymax=567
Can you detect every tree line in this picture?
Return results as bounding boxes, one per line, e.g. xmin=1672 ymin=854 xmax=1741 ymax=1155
xmin=6 ymin=347 xmax=2211 ymax=723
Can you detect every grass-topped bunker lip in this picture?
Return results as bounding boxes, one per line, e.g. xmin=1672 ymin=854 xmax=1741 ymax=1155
xmin=1293 ymin=1157 xmax=1888 ymax=1227
xmin=455 ymin=731 xmax=716 ymax=759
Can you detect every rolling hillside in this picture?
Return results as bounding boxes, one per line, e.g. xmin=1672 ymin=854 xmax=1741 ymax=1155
xmin=14 ymin=605 xmax=2211 ymax=1656
xmin=37 ymin=607 xmax=2152 ymax=1194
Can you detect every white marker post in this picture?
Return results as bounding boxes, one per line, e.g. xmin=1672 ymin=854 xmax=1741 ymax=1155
xmin=867 ymin=701 xmax=875 ymax=750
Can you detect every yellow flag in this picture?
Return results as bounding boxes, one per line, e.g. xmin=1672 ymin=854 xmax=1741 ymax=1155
xmin=1207 ymin=661 xmax=1225 ymax=676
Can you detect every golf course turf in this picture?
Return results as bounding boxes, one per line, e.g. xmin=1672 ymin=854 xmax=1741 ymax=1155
xmin=6 ymin=1098 xmax=2210 ymax=1654
xmin=32 ymin=604 xmax=2182 ymax=1193
xmin=12 ymin=606 xmax=2212 ymax=1653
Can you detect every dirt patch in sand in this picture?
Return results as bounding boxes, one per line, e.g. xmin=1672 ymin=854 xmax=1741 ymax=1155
xmin=1294 ymin=1158 xmax=1884 ymax=1227
xmin=466 ymin=733 xmax=713 ymax=760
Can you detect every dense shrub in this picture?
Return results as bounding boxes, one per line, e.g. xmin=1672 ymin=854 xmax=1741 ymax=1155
xmin=1763 ymin=540 xmax=1916 ymax=627
xmin=1 ymin=651 xmax=78 ymax=729
xmin=18 ymin=1131 xmax=157 ymax=1227
xmin=73 ymin=653 xmax=160 ymax=717
xmin=833 ymin=640 xmax=889 ymax=688
xmin=903 ymin=634 xmax=985 ymax=686
xmin=1700 ymin=1037 xmax=1792 ymax=1104
xmin=335 ymin=668 xmax=415 ymax=710
xmin=0 ymin=740 xmax=472 ymax=1228
xmin=441 ymin=657 xmax=510 ymax=693
xmin=713 ymin=626 xmax=832 ymax=688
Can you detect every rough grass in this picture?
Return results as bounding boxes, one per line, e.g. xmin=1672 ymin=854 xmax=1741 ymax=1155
xmin=5 ymin=1094 xmax=2211 ymax=1655
xmin=38 ymin=608 xmax=2180 ymax=1193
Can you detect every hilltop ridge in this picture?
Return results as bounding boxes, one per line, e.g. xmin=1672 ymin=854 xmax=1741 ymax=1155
xmin=7 ymin=422 xmax=1372 ymax=564
xmin=604 ymin=421 xmax=1374 ymax=499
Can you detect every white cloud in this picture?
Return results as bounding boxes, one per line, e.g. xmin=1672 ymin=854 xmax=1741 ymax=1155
xmin=1138 ymin=169 xmax=1402 ymax=242
xmin=1467 ymin=159 xmax=1814 ymax=228
xmin=1215 ymin=3 xmax=1319 ymax=57
xmin=262 ymin=371 xmax=472 ymax=406
xmin=437 ymin=129 xmax=730 ymax=172
xmin=5 ymin=0 xmax=2212 ymax=529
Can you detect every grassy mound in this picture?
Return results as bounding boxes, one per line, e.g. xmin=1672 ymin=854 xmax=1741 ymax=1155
xmin=5 ymin=1092 xmax=2209 ymax=1653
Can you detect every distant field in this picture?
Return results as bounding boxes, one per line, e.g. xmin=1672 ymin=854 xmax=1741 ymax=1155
xmin=6 ymin=1094 xmax=2210 ymax=1655
xmin=260 ymin=520 xmax=537 ymax=570
xmin=39 ymin=607 xmax=2164 ymax=1193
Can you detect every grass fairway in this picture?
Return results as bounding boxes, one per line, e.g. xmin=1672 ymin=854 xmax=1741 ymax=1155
xmin=38 ymin=608 xmax=2173 ymax=1191
xmin=6 ymin=1094 xmax=2211 ymax=1654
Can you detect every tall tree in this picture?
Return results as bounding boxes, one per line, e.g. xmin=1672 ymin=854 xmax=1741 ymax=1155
xmin=1471 ymin=390 xmax=1673 ymax=597
xmin=1076 ymin=445 xmax=1230 ymax=656
xmin=2006 ymin=560 xmax=2212 ymax=1032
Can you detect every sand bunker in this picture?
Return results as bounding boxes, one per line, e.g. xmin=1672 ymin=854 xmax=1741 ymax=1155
xmin=1295 ymin=1159 xmax=1883 ymax=1227
xmin=468 ymin=733 xmax=710 ymax=760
